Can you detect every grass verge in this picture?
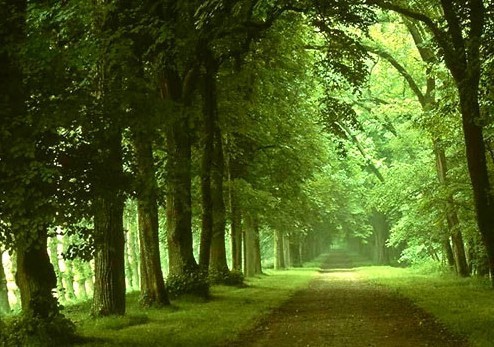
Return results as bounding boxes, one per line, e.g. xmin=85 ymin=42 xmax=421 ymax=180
xmin=356 ymin=265 xmax=494 ymax=347
xmin=67 ymin=258 xmax=324 ymax=346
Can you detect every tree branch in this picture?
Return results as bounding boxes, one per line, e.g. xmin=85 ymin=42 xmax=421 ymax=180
xmin=362 ymin=42 xmax=425 ymax=106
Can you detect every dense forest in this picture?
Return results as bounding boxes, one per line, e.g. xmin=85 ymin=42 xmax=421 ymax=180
xmin=1 ymin=0 xmax=493 ymax=345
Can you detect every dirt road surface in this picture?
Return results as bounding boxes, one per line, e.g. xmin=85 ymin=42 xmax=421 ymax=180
xmin=229 ymin=250 xmax=468 ymax=347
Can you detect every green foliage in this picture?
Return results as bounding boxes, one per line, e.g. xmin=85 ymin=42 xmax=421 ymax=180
xmin=0 ymin=312 xmax=77 ymax=347
xmin=208 ymin=269 xmax=245 ymax=286
xmin=166 ymin=271 xmax=210 ymax=298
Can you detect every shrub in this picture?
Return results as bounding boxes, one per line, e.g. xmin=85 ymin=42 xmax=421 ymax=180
xmin=0 ymin=312 xmax=77 ymax=347
xmin=209 ymin=269 xmax=245 ymax=286
xmin=166 ymin=270 xmax=210 ymax=298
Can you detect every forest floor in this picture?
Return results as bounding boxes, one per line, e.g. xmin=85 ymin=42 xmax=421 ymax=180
xmin=227 ymin=250 xmax=469 ymax=347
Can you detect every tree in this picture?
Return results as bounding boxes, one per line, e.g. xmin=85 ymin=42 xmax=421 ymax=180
xmin=367 ymin=0 xmax=494 ymax=285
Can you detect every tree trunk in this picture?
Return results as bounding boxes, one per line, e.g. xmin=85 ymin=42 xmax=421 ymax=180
xmin=48 ymin=236 xmax=63 ymax=300
xmin=283 ymin=233 xmax=291 ymax=267
xmin=458 ymin=86 xmax=494 ymax=285
xmin=0 ymin=255 xmax=10 ymax=315
xmin=91 ymin=125 xmax=126 ymax=316
xmin=244 ymin=215 xmax=262 ymax=277
xmin=443 ymin=238 xmax=455 ymax=268
xmin=199 ymin=62 xmax=215 ymax=270
xmin=369 ymin=209 xmax=390 ymax=265
xmin=74 ymin=260 xmax=88 ymax=300
xmin=433 ymin=139 xmax=469 ymax=276
xmin=210 ymin=127 xmax=229 ymax=275
xmin=16 ymin=230 xmax=59 ymax=318
xmin=92 ymin=194 xmax=126 ymax=316
xmin=165 ymin=120 xmax=197 ymax=275
xmin=61 ymin=236 xmax=76 ymax=301
xmin=230 ymin=187 xmax=243 ymax=271
xmin=274 ymin=229 xmax=285 ymax=270
xmin=289 ymin=237 xmax=302 ymax=268
xmin=134 ymin=130 xmax=169 ymax=307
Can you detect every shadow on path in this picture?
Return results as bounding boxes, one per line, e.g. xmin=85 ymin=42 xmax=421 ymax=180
xmin=226 ymin=249 xmax=468 ymax=347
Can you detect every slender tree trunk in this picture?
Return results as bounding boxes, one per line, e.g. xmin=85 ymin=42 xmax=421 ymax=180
xmin=443 ymin=238 xmax=455 ymax=268
xmin=433 ymin=139 xmax=469 ymax=276
xmin=74 ymin=260 xmax=88 ymax=300
xmin=230 ymin=186 xmax=243 ymax=271
xmin=0 ymin=255 xmax=10 ymax=315
xmin=244 ymin=214 xmax=262 ymax=277
xmin=210 ymin=127 xmax=229 ymax=275
xmin=61 ymin=236 xmax=76 ymax=301
xmin=134 ymin=130 xmax=169 ymax=306
xmin=283 ymin=234 xmax=291 ymax=267
xmin=199 ymin=64 xmax=214 ymax=270
xmin=274 ymin=229 xmax=285 ymax=270
xmin=126 ymin=221 xmax=140 ymax=291
xmin=48 ymin=237 xmax=63 ymax=300
xmin=16 ymin=230 xmax=59 ymax=318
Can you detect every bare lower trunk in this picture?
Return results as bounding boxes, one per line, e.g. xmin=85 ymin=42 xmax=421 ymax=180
xmin=244 ymin=215 xmax=262 ymax=277
xmin=92 ymin=196 xmax=126 ymax=316
xmin=443 ymin=238 xmax=455 ymax=268
xmin=166 ymin=109 xmax=198 ymax=276
xmin=0 ymin=255 xmax=10 ymax=314
xmin=459 ymin=92 xmax=494 ymax=285
xmin=134 ymin=131 xmax=169 ymax=306
xmin=274 ymin=229 xmax=285 ymax=270
xmin=209 ymin=129 xmax=228 ymax=275
xmin=369 ymin=209 xmax=390 ymax=265
xmin=16 ymin=230 xmax=58 ymax=318
xmin=230 ymin=190 xmax=243 ymax=271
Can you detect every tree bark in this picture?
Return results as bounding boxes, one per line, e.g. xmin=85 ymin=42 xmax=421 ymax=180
xmin=92 ymin=131 xmax=126 ymax=316
xmin=162 ymin=69 xmax=199 ymax=276
xmin=443 ymin=238 xmax=455 ymax=268
xmin=230 ymin=185 xmax=243 ymax=271
xmin=210 ymin=127 xmax=229 ymax=275
xmin=369 ymin=209 xmax=390 ymax=265
xmin=0 ymin=255 xmax=10 ymax=315
xmin=199 ymin=59 xmax=215 ymax=270
xmin=134 ymin=130 xmax=169 ymax=306
xmin=92 ymin=194 xmax=126 ymax=316
xmin=244 ymin=214 xmax=262 ymax=277
xmin=274 ymin=229 xmax=286 ymax=270
xmin=16 ymin=230 xmax=59 ymax=318
xmin=289 ymin=237 xmax=302 ymax=268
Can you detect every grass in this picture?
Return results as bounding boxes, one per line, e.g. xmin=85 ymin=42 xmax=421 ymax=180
xmin=355 ymin=264 xmax=494 ymax=347
xmin=66 ymin=260 xmax=323 ymax=346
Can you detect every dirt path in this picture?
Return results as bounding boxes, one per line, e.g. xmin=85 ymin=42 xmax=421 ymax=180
xmin=229 ymin=250 xmax=468 ymax=347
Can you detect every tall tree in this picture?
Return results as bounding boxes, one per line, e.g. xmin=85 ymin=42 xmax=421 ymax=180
xmin=367 ymin=0 xmax=494 ymax=285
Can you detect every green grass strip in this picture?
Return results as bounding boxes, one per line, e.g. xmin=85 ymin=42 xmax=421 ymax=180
xmin=67 ymin=261 xmax=322 ymax=346
xmin=356 ymin=265 xmax=494 ymax=347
